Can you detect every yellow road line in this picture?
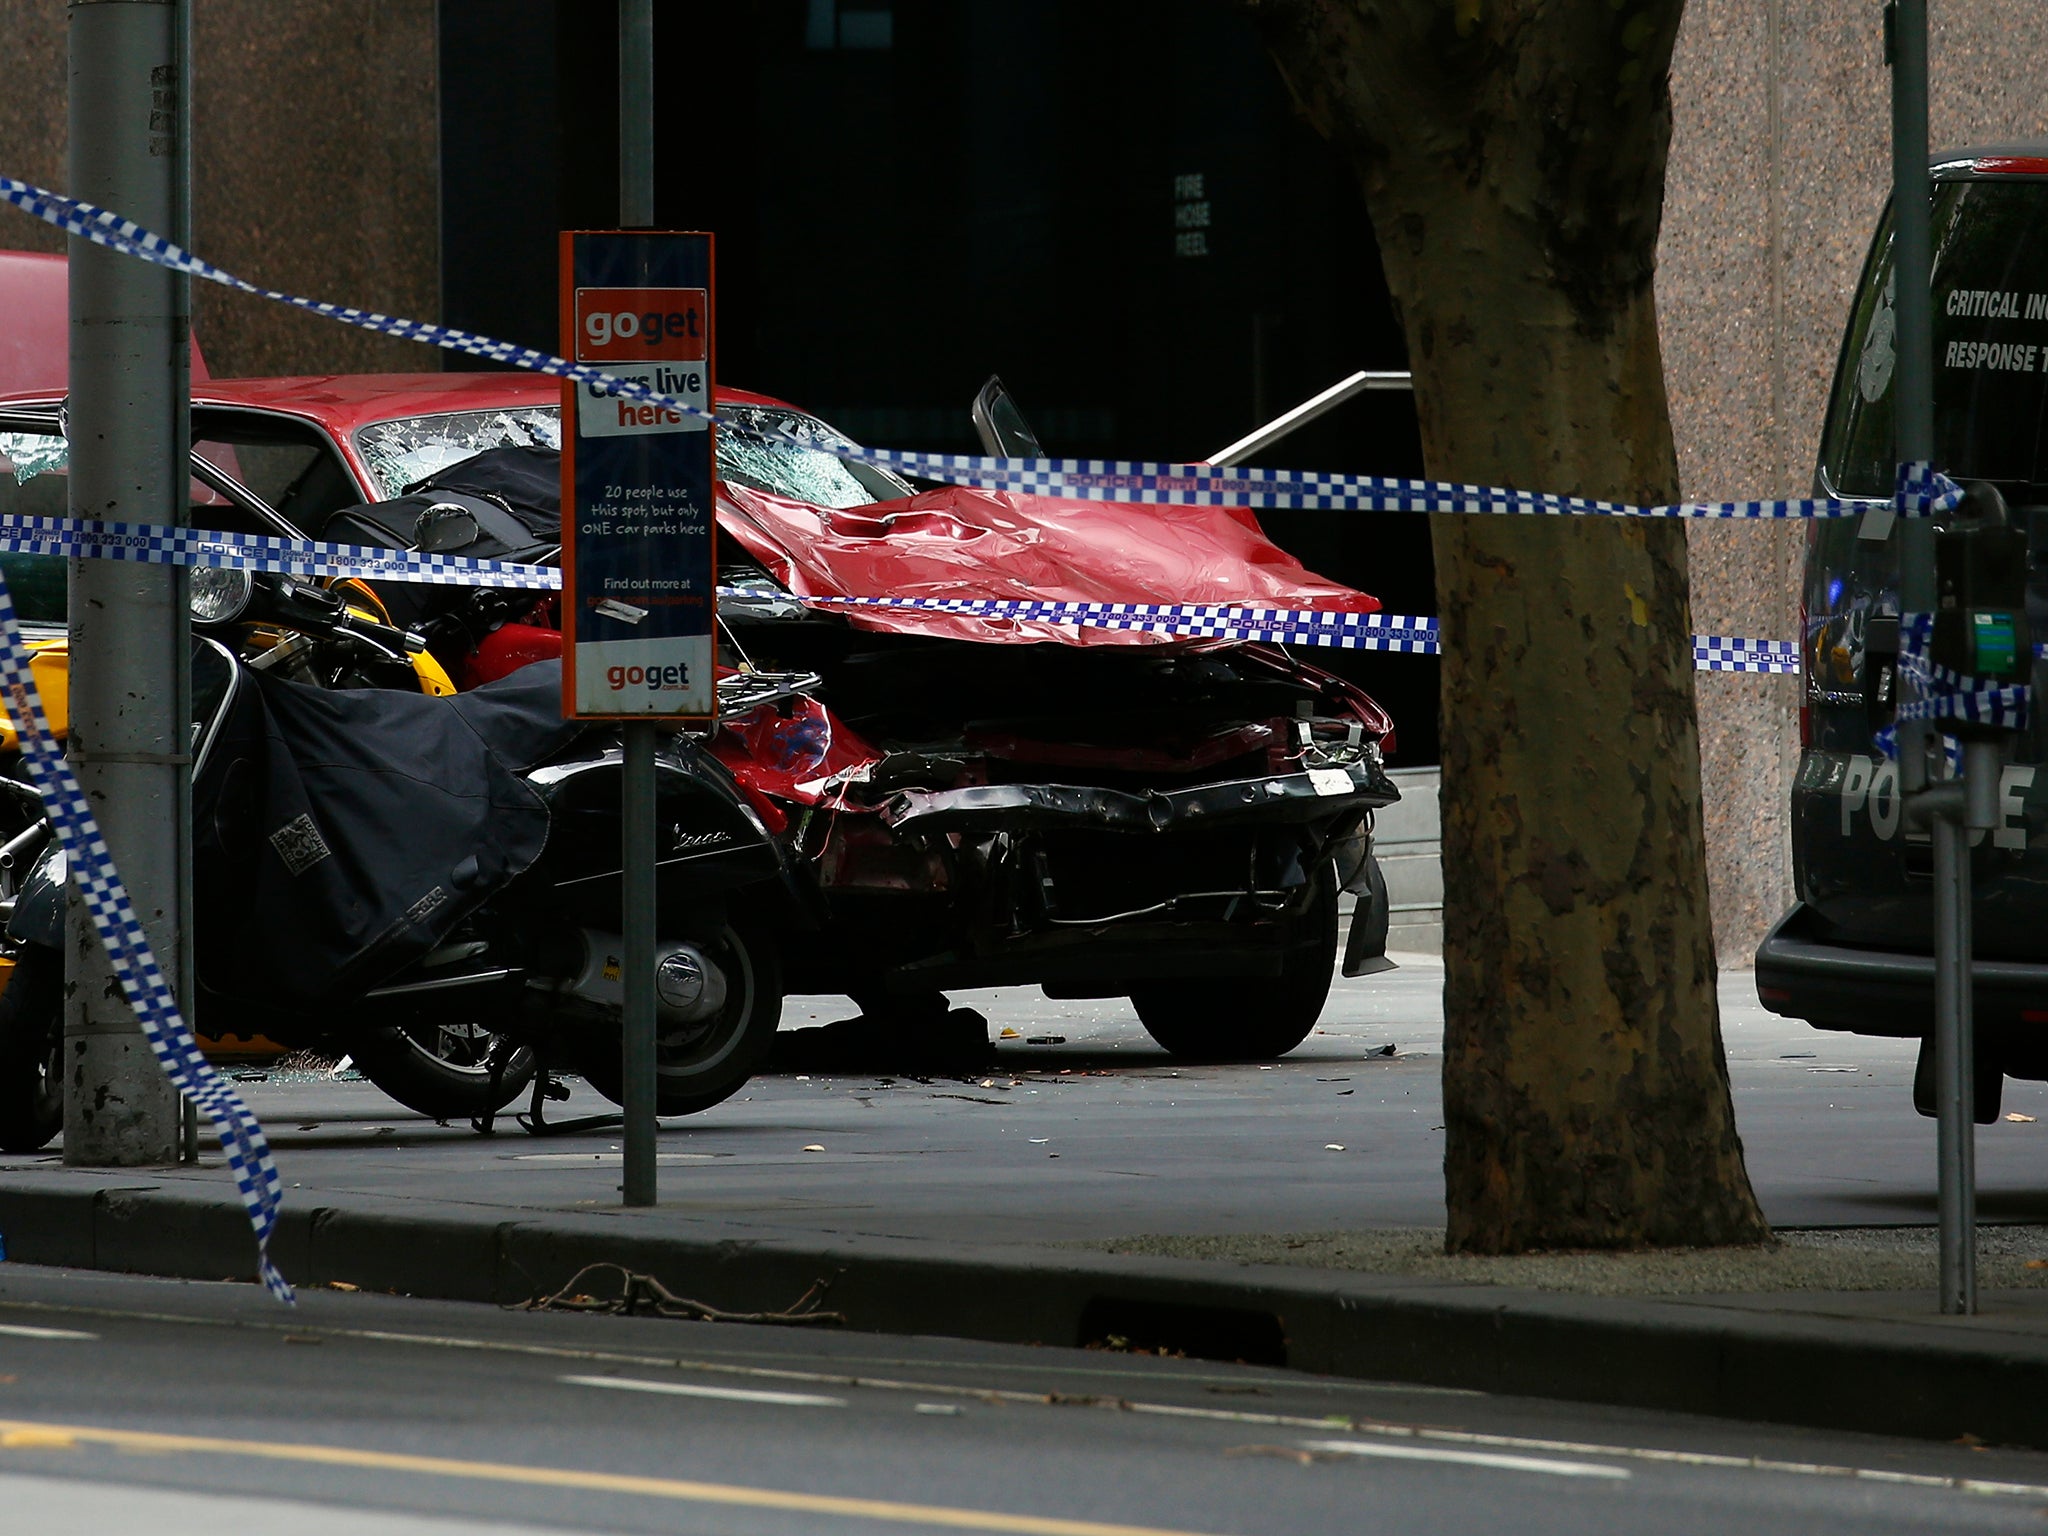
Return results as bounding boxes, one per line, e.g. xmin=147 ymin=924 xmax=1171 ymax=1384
xmin=0 ymin=1417 xmax=1222 ymax=1536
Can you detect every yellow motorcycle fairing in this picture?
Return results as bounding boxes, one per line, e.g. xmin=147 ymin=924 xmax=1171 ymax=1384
xmin=0 ymin=637 xmax=69 ymax=751
xmin=0 ymin=630 xmax=454 ymax=751
xmin=407 ymin=646 xmax=458 ymax=697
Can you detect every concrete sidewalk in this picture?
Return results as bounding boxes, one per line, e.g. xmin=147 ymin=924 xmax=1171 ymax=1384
xmin=5 ymin=957 xmax=2048 ymax=1449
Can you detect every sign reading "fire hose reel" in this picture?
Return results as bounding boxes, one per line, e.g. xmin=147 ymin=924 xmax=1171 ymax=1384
xmin=559 ymin=231 xmax=717 ymax=720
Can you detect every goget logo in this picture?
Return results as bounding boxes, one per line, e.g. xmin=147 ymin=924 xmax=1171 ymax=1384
xmin=574 ymin=287 xmax=707 ymax=363
xmin=607 ymin=661 xmax=691 ymax=692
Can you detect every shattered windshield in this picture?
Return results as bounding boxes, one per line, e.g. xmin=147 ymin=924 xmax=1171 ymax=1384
xmin=355 ymin=408 xmax=562 ymax=498
xmin=354 ymin=402 xmax=911 ymax=508
xmin=716 ymin=404 xmax=911 ymax=508
xmin=0 ymin=430 xmax=69 ymax=485
xmin=0 ymin=427 xmax=78 ymax=621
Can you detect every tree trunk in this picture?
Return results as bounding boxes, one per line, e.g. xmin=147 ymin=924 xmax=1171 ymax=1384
xmin=1247 ymin=0 xmax=1767 ymax=1250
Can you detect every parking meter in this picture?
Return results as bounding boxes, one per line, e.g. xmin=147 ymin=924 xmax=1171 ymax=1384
xmin=1865 ymin=614 xmax=1902 ymax=736
xmin=1932 ymin=481 xmax=2031 ymax=738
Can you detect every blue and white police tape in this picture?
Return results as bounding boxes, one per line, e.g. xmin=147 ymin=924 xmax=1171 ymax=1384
xmin=0 ymin=174 xmax=1965 ymax=524
xmin=0 ymin=512 xmax=560 ymax=590
xmin=1873 ymin=614 xmax=2031 ymax=759
xmin=1873 ymin=673 xmax=2030 ymax=759
xmin=0 ymin=505 xmax=1806 ymax=671
xmin=781 ymin=594 xmax=1436 ymax=650
xmin=848 ymin=453 xmax=1962 ymax=523
xmin=741 ymin=592 xmax=1805 ymax=673
xmin=0 ymin=572 xmax=291 ymax=1302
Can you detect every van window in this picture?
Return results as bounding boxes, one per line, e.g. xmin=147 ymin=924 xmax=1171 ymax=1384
xmin=1821 ymin=178 xmax=2048 ymax=497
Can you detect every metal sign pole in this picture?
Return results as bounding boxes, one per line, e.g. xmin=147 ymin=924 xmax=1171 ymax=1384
xmin=1888 ymin=0 xmax=1976 ymax=1315
xmin=618 ymin=0 xmax=658 ymax=1209
xmin=64 ymin=0 xmax=187 ymax=1166
xmin=174 ymin=0 xmax=200 ymax=1167
xmin=621 ymin=726 xmax=657 ymax=1207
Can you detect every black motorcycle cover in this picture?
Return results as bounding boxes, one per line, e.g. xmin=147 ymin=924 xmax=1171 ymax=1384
xmin=193 ymin=660 xmax=582 ymax=1007
xmin=318 ymin=448 xmax=562 ymax=632
xmin=404 ymin=445 xmax=561 ymax=533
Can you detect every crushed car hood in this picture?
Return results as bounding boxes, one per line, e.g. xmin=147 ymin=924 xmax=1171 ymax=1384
xmin=716 ymin=482 xmax=1379 ymax=647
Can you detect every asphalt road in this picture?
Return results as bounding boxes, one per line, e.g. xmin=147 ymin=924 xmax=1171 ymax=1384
xmin=0 ymin=1265 xmax=2045 ymax=1536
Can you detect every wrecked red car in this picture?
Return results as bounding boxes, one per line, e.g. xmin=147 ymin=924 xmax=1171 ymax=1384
xmin=1 ymin=372 xmax=1401 ymax=1061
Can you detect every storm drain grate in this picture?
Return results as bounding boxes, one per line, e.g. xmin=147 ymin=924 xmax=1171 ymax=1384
xmin=1076 ymin=1297 xmax=1287 ymax=1366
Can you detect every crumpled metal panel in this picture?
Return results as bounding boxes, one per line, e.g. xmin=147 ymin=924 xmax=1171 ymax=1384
xmin=716 ymin=481 xmax=1381 ymax=649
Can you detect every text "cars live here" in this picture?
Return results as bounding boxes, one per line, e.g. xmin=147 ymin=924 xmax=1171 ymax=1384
xmin=573 ymin=286 xmax=709 ymax=439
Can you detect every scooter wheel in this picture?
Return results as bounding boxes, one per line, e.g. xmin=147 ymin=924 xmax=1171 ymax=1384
xmin=577 ymin=921 xmax=783 ymax=1118
xmin=0 ymin=949 xmax=63 ymax=1153
xmin=353 ymin=1022 xmax=537 ymax=1121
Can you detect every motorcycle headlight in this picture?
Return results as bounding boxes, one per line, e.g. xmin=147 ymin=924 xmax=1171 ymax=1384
xmin=189 ymin=566 xmax=253 ymax=625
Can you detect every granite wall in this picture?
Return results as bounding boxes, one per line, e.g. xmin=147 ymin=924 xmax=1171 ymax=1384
xmin=0 ymin=1 xmax=439 ymax=379
xmin=1661 ymin=0 xmax=2048 ymax=960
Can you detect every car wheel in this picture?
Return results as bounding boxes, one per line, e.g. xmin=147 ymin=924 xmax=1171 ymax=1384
xmin=1129 ymin=865 xmax=1338 ymax=1062
xmin=0 ymin=949 xmax=63 ymax=1153
xmin=577 ymin=921 xmax=783 ymax=1118
xmin=352 ymin=1018 xmax=537 ymax=1121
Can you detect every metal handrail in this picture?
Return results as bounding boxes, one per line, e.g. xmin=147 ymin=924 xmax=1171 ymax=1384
xmin=1208 ymin=370 xmax=1412 ymax=467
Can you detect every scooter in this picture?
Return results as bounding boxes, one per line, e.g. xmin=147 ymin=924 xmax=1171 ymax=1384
xmin=0 ymin=565 xmax=462 ymax=1069
xmin=0 ymin=570 xmax=795 ymax=1151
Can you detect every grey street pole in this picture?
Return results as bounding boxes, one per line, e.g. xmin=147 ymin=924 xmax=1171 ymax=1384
xmin=619 ymin=0 xmax=658 ymax=1209
xmin=1887 ymin=0 xmax=1976 ymax=1315
xmin=172 ymin=0 xmax=199 ymax=1168
xmin=64 ymin=0 xmax=188 ymax=1166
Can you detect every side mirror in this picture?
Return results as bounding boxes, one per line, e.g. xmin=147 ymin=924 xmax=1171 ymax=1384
xmin=970 ymin=375 xmax=1046 ymax=460
xmin=413 ymin=501 xmax=480 ymax=553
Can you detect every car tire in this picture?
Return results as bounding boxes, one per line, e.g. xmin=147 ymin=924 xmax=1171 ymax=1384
xmin=352 ymin=1020 xmax=537 ymax=1121
xmin=0 ymin=949 xmax=64 ymax=1153
xmin=1130 ymin=865 xmax=1338 ymax=1062
xmin=577 ymin=921 xmax=783 ymax=1118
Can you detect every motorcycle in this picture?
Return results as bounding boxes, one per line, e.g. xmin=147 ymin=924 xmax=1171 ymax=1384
xmin=0 ymin=569 xmax=794 ymax=1152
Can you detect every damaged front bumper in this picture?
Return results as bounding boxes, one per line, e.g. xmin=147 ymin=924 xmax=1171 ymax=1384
xmin=851 ymin=755 xmax=1401 ymax=990
xmin=876 ymin=756 xmax=1400 ymax=836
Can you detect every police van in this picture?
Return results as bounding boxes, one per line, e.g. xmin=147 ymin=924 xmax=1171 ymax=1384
xmin=1756 ymin=143 xmax=2048 ymax=1117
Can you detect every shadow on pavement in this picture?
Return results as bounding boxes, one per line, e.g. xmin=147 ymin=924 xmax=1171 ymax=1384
xmin=1826 ymin=1187 xmax=2048 ymax=1221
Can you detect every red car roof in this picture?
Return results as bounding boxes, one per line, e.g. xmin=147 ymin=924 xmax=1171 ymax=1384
xmin=0 ymin=249 xmax=209 ymax=395
xmin=185 ymin=372 xmax=792 ymax=430
xmin=1934 ymin=143 xmax=2048 ymax=178
xmin=0 ymin=371 xmax=793 ymax=431
xmin=0 ymin=370 xmax=1386 ymax=650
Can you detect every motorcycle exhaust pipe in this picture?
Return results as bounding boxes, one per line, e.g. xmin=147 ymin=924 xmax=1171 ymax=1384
xmin=550 ymin=928 xmax=729 ymax=1027
xmin=0 ymin=820 xmax=50 ymax=873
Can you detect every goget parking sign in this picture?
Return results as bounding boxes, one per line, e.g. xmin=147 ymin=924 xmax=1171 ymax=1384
xmin=559 ymin=231 xmax=716 ymax=719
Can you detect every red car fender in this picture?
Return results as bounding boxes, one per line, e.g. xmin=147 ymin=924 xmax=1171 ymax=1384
xmin=710 ymin=691 xmax=883 ymax=812
xmin=460 ymin=620 xmax=564 ymax=689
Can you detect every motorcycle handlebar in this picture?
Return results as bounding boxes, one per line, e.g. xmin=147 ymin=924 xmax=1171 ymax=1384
xmin=332 ymin=608 xmax=424 ymax=656
xmin=241 ymin=574 xmax=427 ymax=658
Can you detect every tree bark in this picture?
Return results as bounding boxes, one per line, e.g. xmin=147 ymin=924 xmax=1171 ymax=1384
xmin=1246 ymin=0 xmax=1767 ymax=1250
